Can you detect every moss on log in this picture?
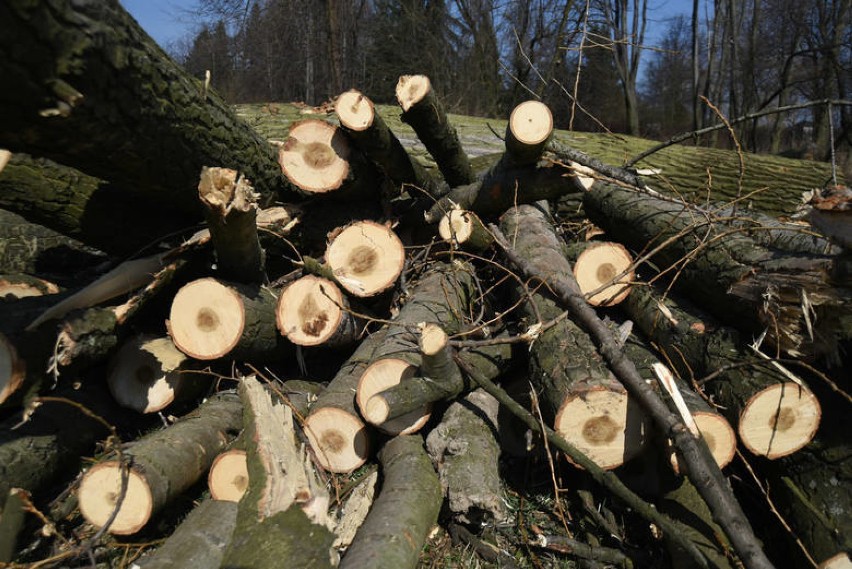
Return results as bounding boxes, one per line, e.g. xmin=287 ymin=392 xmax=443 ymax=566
xmin=0 ymin=0 xmax=292 ymax=218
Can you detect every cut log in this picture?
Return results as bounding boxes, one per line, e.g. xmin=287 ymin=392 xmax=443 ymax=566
xmin=500 ymin=205 xmax=649 ymax=469
xmin=278 ymin=119 xmax=380 ymax=200
xmin=0 ymin=1 xmax=291 ymax=217
xmin=438 ymin=210 xmax=494 ymax=251
xmin=198 ymin=166 xmax=264 ymax=283
xmin=106 ymin=335 xmax=203 ymax=414
xmin=566 ymin=241 xmax=634 ymax=307
xmin=583 ymin=181 xmax=852 ymax=358
xmin=325 ymin=221 xmax=405 ymax=297
xmin=276 ymin=275 xmax=361 ymax=347
xmin=505 ymin=100 xmax=553 ymax=167
xmin=303 ymin=329 xmax=388 ymax=473
xmin=0 ymin=334 xmax=25 ymax=406
xmin=622 ymin=336 xmax=736 ymax=471
xmin=134 ymin=498 xmax=237 ymax=569
xmin=0 ymin=274 xmax=59 ymax=300
xmin=208 ymin=449 xmax=249 ymax=503
xmin=168 ymin=278 xmax=286 ymax=361
xmin=77 ymin=392 xmax=242 ymax=535
xmin=425 ymin=389 xmax=507 ymax=525
xmin=622 ymin=283 xmax=822 ymax=459
xmin=424 ymin=160 xmax=573 ymax=223
xmin=335 ymin=89 xmax=446 ymax=198
xmin=356 ymin=262 xmax=476 ymax=434
xmin=338 ymin=435 xmax=442 ymax=569
xmin=221 ymin=376 xmax=335 ymax=569
xmin=396 ymin=75 xmax=474 ymax=187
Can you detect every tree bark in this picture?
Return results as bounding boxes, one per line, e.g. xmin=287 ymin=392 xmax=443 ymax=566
xmin=339 ymin=435 xmax=442 ymax=569
xmin=500 ymin=206 xmax=650 ymax=470
xmin=77 ymin=392 xmax=242 ymax=535
xmin=396 ymin=75 xmax=475 ymax=187
xmin=426 ymin=389 xmax=507 ymax=525
xmin=0 ymin=1 xmax=293 ymax=216
xmin=134 ymin=498 xmax=237 ymax=569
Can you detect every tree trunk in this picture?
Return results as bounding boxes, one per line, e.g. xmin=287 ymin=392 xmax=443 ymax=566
xmin=339 ymin=435 xmax=442 ymax=569
xmin=275 ymin=276 xmax=362 ymax=348
xmin=0 ymin=1 xmax=292 ymax=217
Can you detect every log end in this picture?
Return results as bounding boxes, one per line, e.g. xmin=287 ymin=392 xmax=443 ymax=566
xmin=574 ymin=242 xmax=634 ymax=306
xmin=739 ymin=382 xmax=821 ymax=459
xmin=168 ymin=278 xmax=245 ymax=360
xmin=396 ymin=74 xmax=431 ymax=112
xmin=438 ymin=210 xmax=492 ymax=251
xmin=304 ymin=407 xmax=370 ymax=474
xmin=326 ymin=221 xmax=405 ymax=297
xmin=0 ymin=333 xmax=26 ymax=405
xmin=78 ymin=461 xmax=153 ymax=535
xmin=508 ymin=100 xmax=553 ymax=146
xmin=107 ymin=336 xmax=189 ymax=413
xmin=419 ymin=323 xmax=448 ymax=357
xmin=555 ymin=387 xmax=649 ymax=470
xmin=335 ymin=90 xmax=375 ymax=132
xmin=0 ymin=275 xmax=60 ymax=299
xmin=276 ymin=276 xmax=347 ymax=346
xmin=278 ymin=119 xmax=350 ymax=194
xmin=670 ymin=412 xmax=737 ymax=473
xmin=208 ymin=449 xmax=249 ymax=503
xmin=357 ymin=358 xmax=431 ymax=435
xmin=819 ymin=552 xmax=852 ymax=569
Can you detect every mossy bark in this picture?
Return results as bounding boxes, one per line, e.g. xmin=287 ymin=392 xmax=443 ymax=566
xmin=0 ymin=0 xmax=293 ymax=218
xmin=338 ymin=435 xmax=442 ymax=569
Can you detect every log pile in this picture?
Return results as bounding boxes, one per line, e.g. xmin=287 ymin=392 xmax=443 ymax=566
xmin=0 ymin=3 xmax=850 ymax=568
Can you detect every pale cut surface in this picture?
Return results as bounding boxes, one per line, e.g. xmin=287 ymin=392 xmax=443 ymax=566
xmin=303 ymin=407 xmax=370 ymax=473
xmin=326 ymin=221 xmax=405 ymax=297
xmin=107 ymin=336 xmax=187 ymax=413
xmin=555 ymin=388 xmax=648 ymax=470
xmin=396 ymin=75 xmax=431 ymax=111
xmin=670 ymin=412 xmax=737 ymax=472
xmin=278 ymin=119 xmax=350 ymax=193
xmin=168 ymin=278 xmax=244 ymax=360
xmin=0 ymin=277 xmax=58 ymax=299
xmin=208 ymin=450 xmax=249 ymax=502
xmin=438 ymin=210 xmax=475 ymax=244
xmin=509 ymin=100 xmax=553 ymax=145
xmin=335 ymin=90 xmax=374 ymax=131
xmin=276 ymin=276 xmax=344 ymax=346
xmin=739 ymin=382 xmax=821 ymax=458
xmin=0 ymin=333 xmax=24 ymax=403
xmin=357 ymin=358 xmax=431 ymax=435
xmin=78 ymin=461 xmax=152 ymax=535
xmin=574 ymin=242 xmax=634 ymax=306
xmin=420 ymin=323 xmax=447 ymax=356
xmin=820 ymin=553 xmax=852 ymax=569
xmin=0 ymin=149 xmax=10 ymax=174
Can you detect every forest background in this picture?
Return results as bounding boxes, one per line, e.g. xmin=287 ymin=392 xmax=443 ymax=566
xmin=130 ymin=0 xmax=851 ymax=173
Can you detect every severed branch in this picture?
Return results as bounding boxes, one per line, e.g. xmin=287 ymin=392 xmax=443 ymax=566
xmin=488 ymin=218 xmax=775 ymax=569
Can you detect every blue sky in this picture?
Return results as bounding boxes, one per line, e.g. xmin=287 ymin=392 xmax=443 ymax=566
xmin=121 ymin=0 xmax=693 ymax=53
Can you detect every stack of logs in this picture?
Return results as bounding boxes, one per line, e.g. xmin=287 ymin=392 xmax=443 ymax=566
xmin=0 ymin=4 xmax=850 ymax=568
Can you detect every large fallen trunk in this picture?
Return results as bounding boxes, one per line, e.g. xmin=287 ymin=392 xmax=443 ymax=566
xmin=0 ymin=0 xmax=292 ymax=219
xmin=583 ymin=182 xmax=852 ymax=359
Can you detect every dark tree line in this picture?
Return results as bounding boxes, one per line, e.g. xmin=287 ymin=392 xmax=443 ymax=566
xmin=174 ymin=0 xmax=851 ymax=165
